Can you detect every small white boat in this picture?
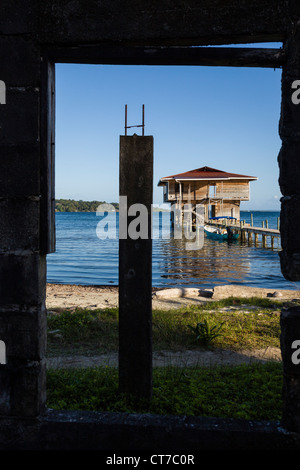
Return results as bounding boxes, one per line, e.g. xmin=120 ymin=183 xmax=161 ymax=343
xmin=204 ymin=224 xmax=239 ymax=241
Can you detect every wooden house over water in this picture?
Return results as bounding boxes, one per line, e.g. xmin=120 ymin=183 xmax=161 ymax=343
xmin=158 ymin=166 xmax=258 ymax=222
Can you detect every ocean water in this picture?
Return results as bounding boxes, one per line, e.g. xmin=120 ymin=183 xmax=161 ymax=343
xmin=46 ymin=210 xmax=298 ymax=291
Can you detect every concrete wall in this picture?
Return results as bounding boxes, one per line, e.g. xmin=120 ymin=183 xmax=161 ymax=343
xmin=1 ymin=0 xmax=300 ymax=450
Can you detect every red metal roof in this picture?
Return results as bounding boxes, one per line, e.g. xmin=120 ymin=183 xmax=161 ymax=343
xmin=159 ymin=166 xmax=257 ymax=183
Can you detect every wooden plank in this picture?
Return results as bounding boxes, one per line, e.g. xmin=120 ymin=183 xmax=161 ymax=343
xmin=209 ymin=220 xmax=280 ymax=236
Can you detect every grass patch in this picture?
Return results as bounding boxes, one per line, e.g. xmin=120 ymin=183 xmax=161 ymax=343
xmin=46 ymin=362 xmax=283 ymax=420
xmin=47 ymin=308 xmax=119 ymax=356
xmin=47 ymin=297 xmax=283 ymax=356
xmin=46 ymin=297 xmax=286 ymax=420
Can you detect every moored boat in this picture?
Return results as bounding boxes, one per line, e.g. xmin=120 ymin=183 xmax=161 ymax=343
xmin=204 ymin=223 xmax=239 ymax=241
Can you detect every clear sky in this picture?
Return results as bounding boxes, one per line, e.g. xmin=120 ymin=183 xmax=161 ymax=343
xmin=55 ymin=43 xmax=282 ymax=210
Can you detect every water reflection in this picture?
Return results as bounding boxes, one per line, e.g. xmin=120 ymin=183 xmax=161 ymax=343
xmin=153 ymin=235 xmax=251 ymax=288
xmin=47 ymin=211 xmax=288 ymax=290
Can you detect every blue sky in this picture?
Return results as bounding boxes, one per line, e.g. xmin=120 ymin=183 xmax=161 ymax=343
xmin=55 ymin=43 xmax=282 ymax=210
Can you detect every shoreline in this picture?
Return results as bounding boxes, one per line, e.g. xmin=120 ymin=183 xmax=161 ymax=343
xmin=46 ymin=282 xmax=300 ymax=311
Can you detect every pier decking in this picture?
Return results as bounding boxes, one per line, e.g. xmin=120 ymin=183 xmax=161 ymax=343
xmin=207 ymin=219 xmax=280 ymax=249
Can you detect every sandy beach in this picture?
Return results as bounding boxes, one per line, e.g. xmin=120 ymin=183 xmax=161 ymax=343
xmin=46 ymin=282 xmax=300 ymax=311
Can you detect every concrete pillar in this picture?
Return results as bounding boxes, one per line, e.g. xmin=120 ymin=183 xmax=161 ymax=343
xmin=119 ymin=134 xmax=153 ymax=400
xmin=280 ymin=307 xmax=300 ymax=431
xmin=278 ymin=26 xmax=300 ymax=280
xmin=0 ymin=37 xmax=47 ymax=417
xmin=278 ymin=23 xmax=300 ymax=431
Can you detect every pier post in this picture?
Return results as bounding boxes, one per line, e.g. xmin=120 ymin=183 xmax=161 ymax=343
xmin=119 ymin=134 xmax=153 ymax=401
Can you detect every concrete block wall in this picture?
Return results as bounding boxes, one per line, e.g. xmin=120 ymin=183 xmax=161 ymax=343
xmin=1 ymin=0 xmax=300 ymax=449
xmin=0 ymin=34 xmax=47 ymax=417
xmin=278 ymin=26 xmax=300 ymax=282
xmin=277 ymin=25 xmax=300 ymax=431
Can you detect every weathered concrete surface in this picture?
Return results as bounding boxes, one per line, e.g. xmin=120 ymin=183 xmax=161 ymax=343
xmin=0 ymin=0 xmax=290 ymax=46
xmin=0 ymin=145 xmax=41 ymax=198
xmin=0 ymin=36 xmax=41 ymax=87
xmin=278 ymin=25 xmax=300 ymax=281
xmin=0 ymin=409 xmax=300 ymax=450
xmin=280 ymin=196 xmax=300 ymax=268
xmin=119 ymin=135 xmax=153 ymax=400
xmin=0 ymin=198 xmax=40 ymax=252
xmin=35 ymin=0 xmax=288 ymax=46
xmin=0 ymin=0 xmax=300 ymax=446
xmin=281 ymin=307 xmax=300 ymax=432
xmin=0 ymin=28 xmax=47 ymax=418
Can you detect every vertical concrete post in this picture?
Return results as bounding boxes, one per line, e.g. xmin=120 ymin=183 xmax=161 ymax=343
xmin=280 ymin=307 xmax=300 ymax=431
xmin=278 ymin=26 xmax=300 ymax=279
xmin=119 ymin=134 xmax=153 ymax=400
xmin=0 ymin=38 xmax=49 ymax=417
xmin=278 ymin=22 xmax=300 ymax=430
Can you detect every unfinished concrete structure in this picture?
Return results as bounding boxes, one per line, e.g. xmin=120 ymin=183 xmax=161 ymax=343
xmin=1 ymin=0 xmax=300 ymax=450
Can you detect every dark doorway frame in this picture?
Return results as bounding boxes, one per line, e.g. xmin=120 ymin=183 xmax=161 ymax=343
xmin=1 ymin=4 xmax=300 ymax=444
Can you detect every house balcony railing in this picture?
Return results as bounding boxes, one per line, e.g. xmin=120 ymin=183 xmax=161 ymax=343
xmin=165 ymin=191 xmax=250 ymax=202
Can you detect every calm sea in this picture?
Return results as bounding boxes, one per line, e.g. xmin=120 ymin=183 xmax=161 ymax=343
xmin=46 ymin=210 xmax=299 ymax=291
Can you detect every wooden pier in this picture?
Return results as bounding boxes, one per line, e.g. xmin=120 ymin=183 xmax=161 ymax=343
xmin=240 ymin=225 xmax=280 ymax=249
xmin=208 ymin=219 xmax=281 ymax=249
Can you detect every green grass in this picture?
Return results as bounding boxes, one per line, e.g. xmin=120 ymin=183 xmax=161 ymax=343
xmin=47 ymin=297 xmax=283 ymax=356
xmin=45 ymin=297 xmax=287 ymax=420
xmin=47 ymin=307 xmax=119 ymax=356
xmin=46 ymin=362 xmax=283 ymax=420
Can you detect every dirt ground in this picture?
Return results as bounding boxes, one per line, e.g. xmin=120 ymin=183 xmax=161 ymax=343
xmin=46 ymin=283 xmax=299 ymax=369
xmin=46 ymin=347 xmax=282 ymax=369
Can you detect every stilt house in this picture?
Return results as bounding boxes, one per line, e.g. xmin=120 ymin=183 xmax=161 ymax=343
xmin=158 ymin=166 xmax=257 ymax=221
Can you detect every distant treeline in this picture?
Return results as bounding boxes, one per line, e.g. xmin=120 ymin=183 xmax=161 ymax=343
xmin=55 ymin=199 xmax=119 ymax=212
